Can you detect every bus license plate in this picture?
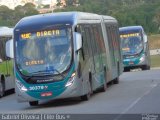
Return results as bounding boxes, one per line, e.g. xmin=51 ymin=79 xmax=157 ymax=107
xmin=41 ymin=92 xmax=52 ymax=97
xmin=129 ymin=61 xmax=134 ymax=65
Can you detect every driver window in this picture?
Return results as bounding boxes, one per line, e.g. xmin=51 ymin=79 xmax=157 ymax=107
xmin=45 ymin=39 xmax=57 ymax=62
xmin=23 ymin=39 xmax=40 ymax=60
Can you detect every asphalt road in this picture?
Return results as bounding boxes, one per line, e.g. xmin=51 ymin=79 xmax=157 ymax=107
xmin=0 ymin=69 xmax=160 ymax=118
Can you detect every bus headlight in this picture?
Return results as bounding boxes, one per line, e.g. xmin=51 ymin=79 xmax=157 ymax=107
xmin=65 ymin=72 xmax=76 ymax=87
xmin=16 ymin=80 xmax=28 ymax=92
xmin=139 ymin=55 xmax=145 ymax=63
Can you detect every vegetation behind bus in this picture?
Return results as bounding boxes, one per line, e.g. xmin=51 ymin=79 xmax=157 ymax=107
xmin=149 ymin=34 xmax=160 ymax=68
xmin=151 ymin=55 xmax=160 ymax=68
xmin=149 ymin=34 xmax=160 ymax=50
xmin=0 ymin=1 xmax=160 ymax=34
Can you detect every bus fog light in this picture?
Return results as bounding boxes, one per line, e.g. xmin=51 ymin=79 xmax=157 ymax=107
xmin=16 ymin=80 xmax=28 ymax=92
xmin=65 ymin=73 xmax=76 ymax=87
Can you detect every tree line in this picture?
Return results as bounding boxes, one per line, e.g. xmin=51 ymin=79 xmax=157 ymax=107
xmin=55 ymin=0 xmax=160 ymax=34
xmin=0 ymin=3 xmax=38 ymax=26
xmin=0 ymin=0 xmax=160 ymax=34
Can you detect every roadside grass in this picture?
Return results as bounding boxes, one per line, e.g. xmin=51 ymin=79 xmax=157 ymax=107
xmin=151 ymin=55 xmax=160 ymax=68
xmin=149 ymin=34 xmax=160 ymax=68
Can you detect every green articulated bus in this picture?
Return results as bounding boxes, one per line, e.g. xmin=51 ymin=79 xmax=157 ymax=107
xmin=6 ymin=12 xmax=123 ymax=106
xmin=0 ymin=27 xmax=14 ymax=97
xmin=119 ymin=26 xmax=150 ymax=72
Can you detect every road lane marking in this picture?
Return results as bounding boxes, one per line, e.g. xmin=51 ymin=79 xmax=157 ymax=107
xmin=114 ymin=83 xmax=158 ymax=120
xmin=122 ymin=83 xmax=157 ymax=114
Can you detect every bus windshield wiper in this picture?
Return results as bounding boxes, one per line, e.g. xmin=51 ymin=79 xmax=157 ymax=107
xmin=26 ymin=69 xmax=65 ymax=81
xmin=31 ymin=70 xmax=53 ymax=76
xmin=25 ymin=70 xmax=52 ymax=81
xmin=52 ymin=68 xmax=65 ymax=79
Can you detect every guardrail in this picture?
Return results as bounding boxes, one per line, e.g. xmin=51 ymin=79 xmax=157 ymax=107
xmin=150 ymin=49 xmax=160 ymax=55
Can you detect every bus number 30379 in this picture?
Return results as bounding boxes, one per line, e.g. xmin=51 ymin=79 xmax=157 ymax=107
xmin=29 ymin=86 xmax=48 ymax=91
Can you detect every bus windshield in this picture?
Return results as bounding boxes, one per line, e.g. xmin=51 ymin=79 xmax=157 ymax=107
xmin=120 ymin=33 xmax=143 ymax=55
xmin=15 ymin=26 xmax=72 ymax=76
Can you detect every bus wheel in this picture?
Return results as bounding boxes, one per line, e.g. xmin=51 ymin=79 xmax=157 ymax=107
xmin=113 ymin=77 xmax=119 ymax=84
xmin=142 ymin=65 xmax=149 ymax=70
xmin=147 ymin=66 xmax=150 ymax=70
xmin=124 ymin=68 xmax=130 ymax=72
xmin=113 ymin=62 xmax=120 ymax=84
xmin=81 ymin=80 xmax=92 ymax=101
xmin=29 ymin=101 xmax=38 ymax=106
xmin=0 ymin=80 xmax=5 ymax=98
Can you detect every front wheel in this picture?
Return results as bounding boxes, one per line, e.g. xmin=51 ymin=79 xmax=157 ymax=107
xmin=124 ymin=67 xmax=130 ymax=72
xmin=113 ymin=77 xmax=119 ymax=84
xmin=81 ymin=92 xmax=91 ymax=101
xmin=0 ymin=80 xmax=5 ymax=98
xmin=142 ymin=65 xmax=150 ymax=70
xmin=147 ymin=66 xmax=150 ymax=70
xmin=29 ymin=101 xmax=39 ymax=106
xmin=81 ymin=80 xmax=92 ymax=101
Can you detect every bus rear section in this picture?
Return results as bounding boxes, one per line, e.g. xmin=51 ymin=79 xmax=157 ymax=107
xmin=119 ymin=26 xmax=150 ymax=72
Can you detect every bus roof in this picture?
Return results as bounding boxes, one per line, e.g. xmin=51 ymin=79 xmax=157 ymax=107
xmin=0 ymin=27 xmax=13 ymax=37
xmin=102 ymin=15 xmax=117 ymax=22
xmin=15 ymin=12 xmax=115 ymax=31
xmin=119 ymin=26 xmax=144 ymax=33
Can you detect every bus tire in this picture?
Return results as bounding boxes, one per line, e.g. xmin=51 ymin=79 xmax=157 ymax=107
xmin=81 ymin=74 xmax=92 ymax=101
xmin=147 ymin=66 xmax=150 ymax=70
xmin=124 ymin=68 xmax=130 ymax=72
xmin=0 ymin=77 xmax=5 ymax=98
xmin=81 ymin=82 xmax=91 ymax=101
xmin=113 ymin=77 xmax=119 ymax=84
xmin=113 ymin=62 xmax=120 ymax=84
xmin=142 ymin=65 xmax=149 ymax=70
xmin=29 ymin=101 xmax=38 ymax=106
xmin=81 ymin=92 xmax=91 ymax=101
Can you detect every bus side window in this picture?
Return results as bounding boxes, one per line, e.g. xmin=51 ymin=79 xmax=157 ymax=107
xmin=77 ymin=24 xmax=89 ymax=60
xmin=106 ymin=24 xmax=116 ymax=66
xmin=0 ymin=37 xmax=12 ymax=76
xmin=93 ymin=24 xmax=106 ymax=53
xmin=0 ymin=38 xmax=11 ymax=61
xmin=115 ymin=25 xmax=122 ymax=61
xmin=84 ymin=26 xmax=93 ymax=58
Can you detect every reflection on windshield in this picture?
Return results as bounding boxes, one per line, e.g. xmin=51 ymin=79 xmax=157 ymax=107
xmin=121 ymin=35 xmax=143 ymax=55
xmin=16 ymin=27 xmax=72 ymax=76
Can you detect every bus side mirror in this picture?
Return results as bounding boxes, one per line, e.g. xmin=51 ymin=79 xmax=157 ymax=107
xmin=75 ymin=33 xmax=82 ymax=51
xmin=6 ymin=39 xmax=14 ymax=59
xmin=144 ymin=34 xmax=147 ymax=43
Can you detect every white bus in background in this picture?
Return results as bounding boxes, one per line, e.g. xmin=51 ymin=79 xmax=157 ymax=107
xmin=0 ymin=27 xmax=14 ymax=97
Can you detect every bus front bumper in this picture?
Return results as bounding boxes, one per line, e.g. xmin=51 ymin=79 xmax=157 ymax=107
xmin=123 ymin=54 xmax=147 ymax=68
xmin=15 ymin=78 xmax=83 ymax=103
